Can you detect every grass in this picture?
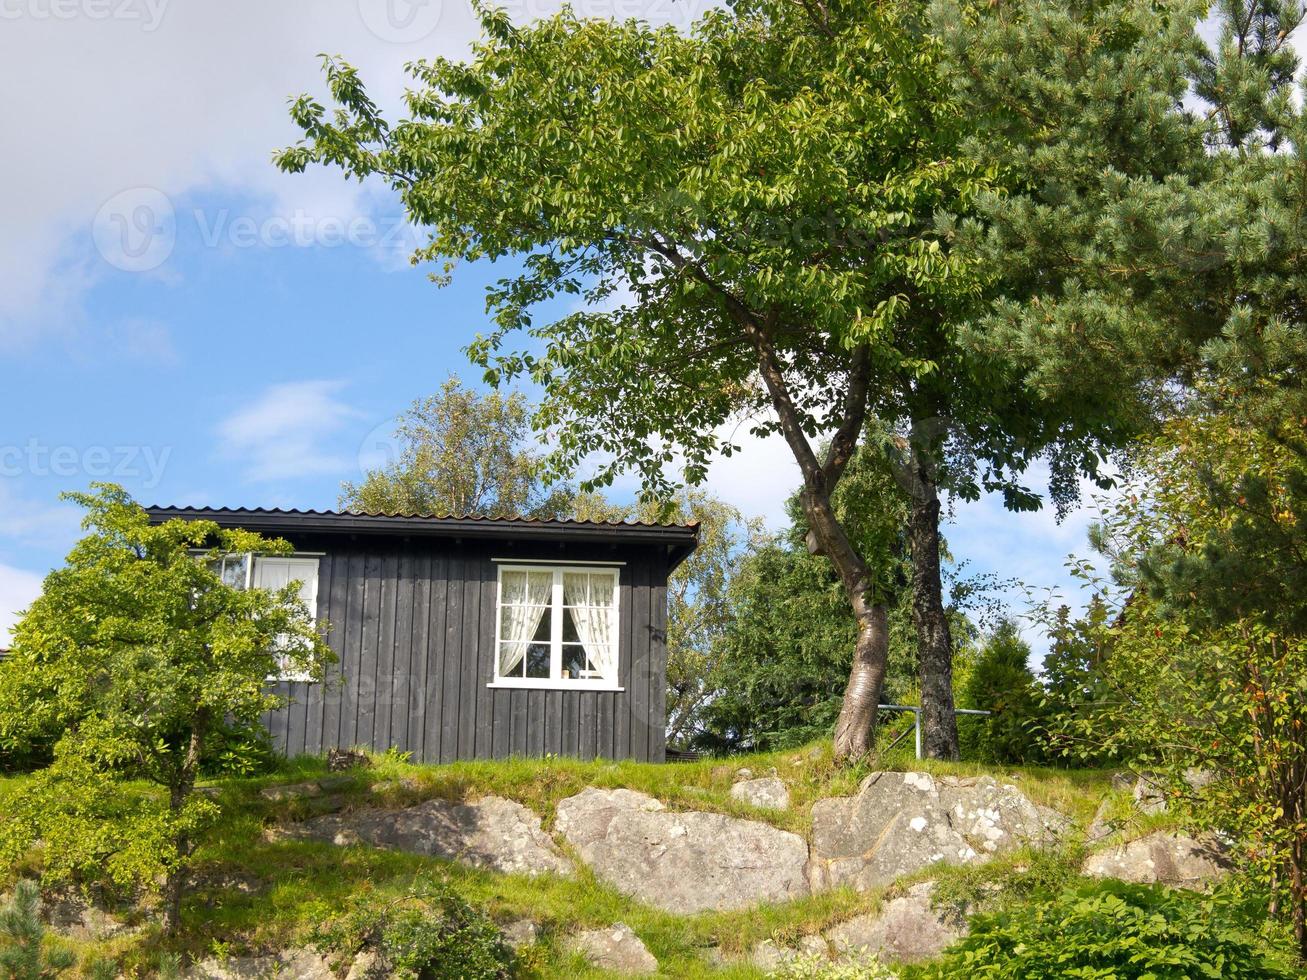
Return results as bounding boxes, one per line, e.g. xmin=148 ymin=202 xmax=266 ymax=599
xmin=1 ymin=744 xmax=1167 ymax=978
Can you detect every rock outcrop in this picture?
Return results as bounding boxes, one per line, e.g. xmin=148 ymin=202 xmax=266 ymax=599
xmin=1083 ymin=832 xmax=1232 ymax=890
xmin=730 ymin=775 xmax=791 ymax=811
xmin=809 ymin=772 xmax=1064 ymax=892
xmin=185 ymin=949 xmax=335 ymax=979
xmin=565 ymin=923 xmax=658 ymax=974
xmin=555 ymin=787 xmax=809 ymax=913
xmin=824 ymin=882 xmax=966 ymax=964
xmin=276 ymin=795 xmax=572 ymax=877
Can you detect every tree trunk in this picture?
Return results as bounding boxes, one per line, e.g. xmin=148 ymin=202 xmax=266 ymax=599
xmin=833 ymin=603 xmax=890 ymax=760
xmin=906 ymin=450 xmax=960 ymax=760
xmin=161 ymin=715 xmax=208 ymax=936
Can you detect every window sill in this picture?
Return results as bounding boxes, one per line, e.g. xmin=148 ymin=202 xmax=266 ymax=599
xmin=486 ymin=681 xmax=625 ymax=693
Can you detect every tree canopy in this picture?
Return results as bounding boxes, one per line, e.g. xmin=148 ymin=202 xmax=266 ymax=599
xmin=0 ymin=485 xmax=331 ymax=933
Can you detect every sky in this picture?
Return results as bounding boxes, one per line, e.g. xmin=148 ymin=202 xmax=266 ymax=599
xmin=0 ymin=0 xmax=1105 ymax=661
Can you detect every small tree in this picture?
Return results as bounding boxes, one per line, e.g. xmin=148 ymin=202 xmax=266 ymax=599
xmin=1047 ymin=408 xmax=1307 ymax=959
xmin=957 ymin=621 xmax=1045 ymax=765
xmin=0 ymin=881 xmax=75 ymax=980
xmin=0 ymin=485 xmax=331 ymax=934
xmin=343 ymin=376 xmax=571 ymax=518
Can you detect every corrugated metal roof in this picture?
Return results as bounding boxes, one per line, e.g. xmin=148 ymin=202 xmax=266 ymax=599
xmin=145 ymin=504 xmax=697 ymax=530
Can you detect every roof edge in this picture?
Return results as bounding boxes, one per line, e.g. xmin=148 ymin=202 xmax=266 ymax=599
xmin=144 ymin=506 xmax=699 ymax=552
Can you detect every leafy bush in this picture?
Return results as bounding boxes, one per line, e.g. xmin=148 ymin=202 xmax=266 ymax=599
xmin=771 ymin=953 xmax=899 ymax=979
xmin=908 ymin=880 xmax=1291 ymax=979
xmin=199 ymin=718 xmax=278 ymax=778
xmin=311 ymin=876 xmax=512 ymax=980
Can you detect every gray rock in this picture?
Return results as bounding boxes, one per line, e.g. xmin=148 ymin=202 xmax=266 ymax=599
xmin=343 ymin=949 xmax=388 ymax=980
xmin=809 ymin=772 xmax=1064 ymax=893
xmin=280 ymin=795 xmax=571 ymax=877
xmin=259 ymin=780 xmax=324 ymax=802
xmin=185 ymin=949 xmax=335 ymax=979
xmin=1083 ymin=832 xmax=1232 ymax=890
xmin=39 ymin=890 xmax=132 ymax=941
xmin=825 ymin=882 xmax=966 ymax=965
xmin=555 ymin=787 xmax=809 ymax=913
xmin=730 ymin=775 xmax=791 ymax=811
xmin=938 ymin=774 xmax=1067 ymax=853
xmin=501 ymin=918 xmax=540 ymax=949
xmin=565 ymin=923 xmax=658 ymax=974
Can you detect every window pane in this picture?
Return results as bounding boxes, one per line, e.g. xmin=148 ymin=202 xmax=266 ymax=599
xmin=562 ymin=644 xmax=586 ymax=679
xmin=501 ymin=570 xmax=528 ymax=605
xmin=209 ymin=556 xmax=247 ymax=589
xmin=531 ymin=607 xmax=552 ymax=642
xmin=562 ymin=608 xmax=581 ymax=644
xmin=563 ymin=572 xmax=591 ymax=606
xmin=525 ymin=643 xmax=551 ymax=678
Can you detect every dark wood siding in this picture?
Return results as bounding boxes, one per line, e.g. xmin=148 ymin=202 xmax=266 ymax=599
xmin=266 ymin=537 xmax=670 ymax=763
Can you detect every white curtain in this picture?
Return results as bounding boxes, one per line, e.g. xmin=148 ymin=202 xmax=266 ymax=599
xmin=499 ymin=571 xmax=552 ymax=675
xmin=564 ymin=572 xmax=616 ymax=679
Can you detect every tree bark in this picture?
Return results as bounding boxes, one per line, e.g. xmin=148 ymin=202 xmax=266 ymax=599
xmin=893 ymin=436 xmax=967 ymax=757
xmin=161 ymin=713 xmax=208 ymax=936
xmin=905 ymin=447 xmax=960 ymax=760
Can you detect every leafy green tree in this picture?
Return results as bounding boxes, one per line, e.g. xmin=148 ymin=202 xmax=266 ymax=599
xmin=1046 ymin=406 xmax=1307 ymax=958
xmin=633 ymin=491 xmax=760 ymax=749
xmin=0 ymin=486 xmax=331 ymax=934
xmin=957 ymin=620 xmax=1046 ymax=764
xmin=277 ymin=0 xmax=1024 ymax=760
xmin=343 ymin=376 xmax=572 ymax=518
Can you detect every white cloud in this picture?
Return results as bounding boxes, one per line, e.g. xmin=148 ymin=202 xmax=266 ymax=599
xmin=216 ymin=379 xmax=363 ymax=481
xmin=0 ymin=563 xmax=44 ymax=644
xmin=0 ymin=1 xmax=485 ymax=346
xmin=0 ymin=484 xmax=81 ymax=548
xmin=0 ymin=0 xmax=716 ymax=349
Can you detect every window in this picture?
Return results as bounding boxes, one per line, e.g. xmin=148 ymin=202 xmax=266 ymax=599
xmin=201 ymin=553 xmax=320 ymax=682
xmin=493 ymin=565 xmax=621 ymax=689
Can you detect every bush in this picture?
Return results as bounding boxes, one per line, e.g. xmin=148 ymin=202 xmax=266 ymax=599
xmin=310 ymin=876 xmax=512 ymax=980
xmin=908 ymin=880 xmax=1291 ymax=979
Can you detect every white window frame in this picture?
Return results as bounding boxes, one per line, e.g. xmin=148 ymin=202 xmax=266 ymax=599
xmin=488 ymin=563 xmax=623 ymax=691
xmin=194 ymin=551 xmax=321 ymax=683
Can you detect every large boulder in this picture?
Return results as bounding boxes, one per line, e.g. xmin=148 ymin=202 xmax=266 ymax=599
xmin=276 ymin=795 xmax=571 ymax=877
xmin=809 ymin=772 xmax=1064 ymax=892
xmin=1083 ymin=832 xmax=1232 ymax=890
xmin=824 ymin=882 xmax=966 ymax=965
xmin=555 ymin=787 xmax=809 ymax=913
xmin=565 ymin=923 xmax=658 ymax=974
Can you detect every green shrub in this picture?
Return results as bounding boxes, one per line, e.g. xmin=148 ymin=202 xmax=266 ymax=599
xmin=310 ymin=875 xmax=512 ymax=980
xmin=958 ymin=621 xmax=1047 ymax=765
xmin=908 ymin=879 xmax=1291 ymax=979
xmin=199 ymin=718 xmax=278 ymax=778
xmin=0 ymin=880 xmax=75 ymax=979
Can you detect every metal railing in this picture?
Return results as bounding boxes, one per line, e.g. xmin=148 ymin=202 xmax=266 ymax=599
xmin=878 ymin=704 xmax=991 ymax=760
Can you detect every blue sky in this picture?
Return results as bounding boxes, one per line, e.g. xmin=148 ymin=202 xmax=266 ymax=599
xmin=0 ymin=0 xmax=1103 ymax=660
